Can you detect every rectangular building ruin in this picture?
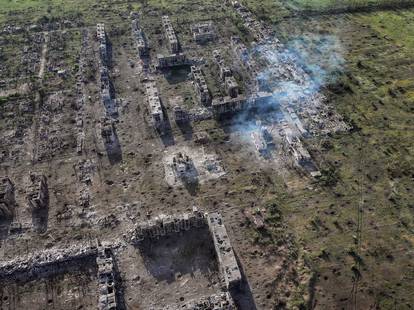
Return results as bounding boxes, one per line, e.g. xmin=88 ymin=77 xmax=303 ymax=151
xmin=130 ymin=207 xmax=206 ymax=243
xmin=131 ymin=14 xmax=148 ymax=57
xmin=207 ymin=213 xmax=242 ymax=290
xmin=213 ymin=50 xmax=240 ymax=98
xmin=212 ymin=91 xmax=273 ymax=118
xmin=0 ymin=177 xmax=15 ymax=219
xmin=130 ymin=209 xmax=242 ymax=292
xmin=101 ymin=117 xmax=117 ymax=145
xmin=96 ymin=23 xmax=108 ymax=65
xmin=97 ymin=23 xmax=118 ymax=118
xmin=26 ymin=173 xmax=48 ymax=210
xmin=97 ymin=246 xmax=118 ymax=310
xmin=173 ymin=105 xmax=189 ymax=124
xmin=157 ymin=53 xmax=188 ymax=69
xmin=190 ymin=66 xmax=211 ymax=105
xmin=145 ymin=81 xmax=165 ymax=131
xmin=212 ymin=95 xmax=247 ymax=117
xmin=191 ymin=21 xmax=216 ymax=44
xmin=162 ymin=15 xmax=180 ymax=54
xmin=225 ymin=76 xmax=239 ymax=98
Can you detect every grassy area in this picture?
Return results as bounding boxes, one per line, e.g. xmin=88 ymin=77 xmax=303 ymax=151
xmin=267 ymin=7 xmax=414 ymax=307
xmin=290 ymin=0 xmax=414 ymax=10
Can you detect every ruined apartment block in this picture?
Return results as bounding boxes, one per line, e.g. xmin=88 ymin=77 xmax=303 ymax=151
xmin=173 ymin=105 xmax=189 ymax=124
xmin=97 ymin=246 xmax=118 ymax=310
xmin=96 ymin=23 xmax=108 ymax=65
xmin=131 ymin=13 xmax=148 ymax=57
xmin=207 ymin=213 xmax=242 ymax=290
xmin=157 ymin=16 xmax=188 ymax=68
xmin=131 ymin=207 xmax=206 ymax=243
xmin=101 ymin=117 xmax=117 ymax=145
xmin=191 ymin=65 xmax=211 ymax=105
xmin=162 ymin=15 xmax=179 ymax=54
xmin=157 ymin=52 xmax=188 ymax=69
xmin=0 ymin=177 xmax=15 ymax=219
xmin=97 ymin=23 xmax=118 ymax=118
xmin=26 ymin=173 xmax=48 ymax=210
xmin=212 ymin=89 xmax=273 ymax=118
xmin=191 ymin=21 xmax=216 ymax=44
xmin=145 ymin=81 xmax=165 ymax=131
xmin=229 ymin=1 xmax=270 ymax=40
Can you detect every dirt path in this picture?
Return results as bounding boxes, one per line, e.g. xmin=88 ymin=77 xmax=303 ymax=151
xmin=38 ymin=32 xmax=48 ymax=79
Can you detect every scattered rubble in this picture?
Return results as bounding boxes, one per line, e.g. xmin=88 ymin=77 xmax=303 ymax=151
xmin=0 ymin=177 xmax=15 ymax=219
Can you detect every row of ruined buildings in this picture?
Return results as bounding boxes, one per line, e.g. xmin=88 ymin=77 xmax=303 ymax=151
xmin=0 ymin=174 xmax=48 ymax=224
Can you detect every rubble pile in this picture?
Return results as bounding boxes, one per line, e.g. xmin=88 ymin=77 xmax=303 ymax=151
xmin=0 ymin=177 xmax=15 ymax=219
xmin=74 ymin=29 xmax=90 ymax=156
xmin=0 ymin=244 xmax=98 ymax=279
xmin=172 ymin=152 xmax=198 ymax=184
xmin=35 ymin=92 xmax=71 ymax=161
xmin=26 ymin=172 xmax=48 ymax=211
xmin=162 ymin=292 xmax=235 ymax=309
xmin=75 ymin=159 xmax=95 ymax=208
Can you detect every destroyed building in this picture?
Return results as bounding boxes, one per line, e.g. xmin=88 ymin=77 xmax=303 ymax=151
xmin=131 ymin=207 xmax=206 ymax=243
xmin=97 ymin=23 xmax=118 ymax=118
xmin=225 ymin=76 xmax=239 ymax=98
xmin=162 ymin=15 xmax=179 ymax=54
xmin=162 ymin=292 xmax=235 ymax=310
xmin=157 ymin=52 xmax=188 ymax=69
xmin=96 ymin=23 xmax=108 ymax=65
xmin=131 ymin=14 xmax=148 ymax=57
xmin=281 ymin=125 xmax=316 ymax=171
xmin=26 ymin=173 xmax=48 ymax=210
xmin=191 ymin=65 xmax=211 ymax=105
xmin=145 ymin=81 xmax=165 ymax=130
xmin=173 ymin=105 xmax=189 ymax=124
xmin=97 ymin=245 xmax=118 ymax=310
xmin=213 ymin=50 xmax=240 ymax=98
xmin=212 ymin=95 xmax=247 ymax=117
xmin=157 ymin=16 xmax=189 ymax=69
xmin=173 ymin=152 xmax=198 ymax=183
xmin=212 ymin=91 xmax=273 ymax=118
xmin=191 ymin=21 xmax=216 ymax=44
xmin=0 ymin=177 xmax=15 ymax=219
xmin=207 ymin=213 xmax=242 ymax=290
xmin=101 ymin=117 xmax=117 ymax=145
